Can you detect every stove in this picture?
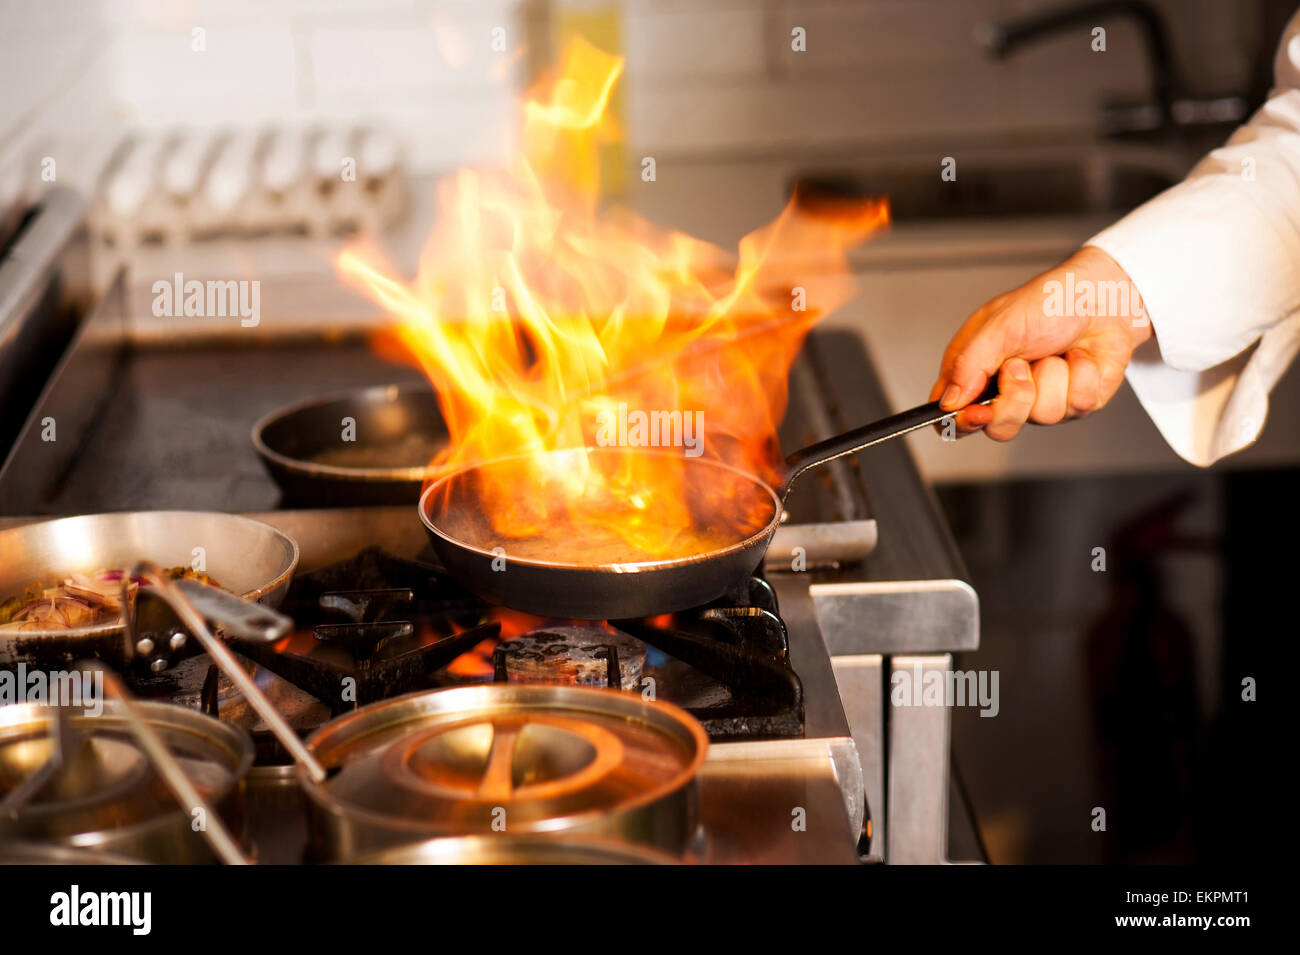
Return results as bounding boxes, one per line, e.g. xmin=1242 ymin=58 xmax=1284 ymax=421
xmin=0 ymin=199 xmax=986 ymax=863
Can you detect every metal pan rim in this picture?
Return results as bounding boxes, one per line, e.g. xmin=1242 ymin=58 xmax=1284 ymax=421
xmin=251 ymin=383 xmax=447 ymax=483
xmin=0 ymin=699 xmax=254 ymax=843
xmin=297 ymin=684 xmax=708 ymax=839
xmin=0 ymin=511 xmax=299 ymax=642
xmin=417 ymin=447 xmax=782 ymax=573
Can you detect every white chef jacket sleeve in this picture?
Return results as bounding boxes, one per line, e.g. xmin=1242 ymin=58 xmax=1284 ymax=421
xmin=1084 ymin=9 xmax=1300 ymax=466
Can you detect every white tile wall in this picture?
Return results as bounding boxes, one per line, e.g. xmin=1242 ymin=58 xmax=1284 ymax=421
xmin=102 ymin=0 xmax=524 ymax=171
xmin=111 ymin=27 xmax=301 ymax=124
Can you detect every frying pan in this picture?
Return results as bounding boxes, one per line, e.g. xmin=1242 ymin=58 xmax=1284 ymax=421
xmin=252 ymin=384 xmax=448 ymax=506
xmin=418 ymin=383 xmax=997 ymax=619
xmin=0 ymin=511 xmax=298 ymax=667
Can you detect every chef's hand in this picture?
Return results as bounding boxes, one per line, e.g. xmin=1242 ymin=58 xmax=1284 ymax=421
xmin=930 ymin=246 xmax=1153 ymax=441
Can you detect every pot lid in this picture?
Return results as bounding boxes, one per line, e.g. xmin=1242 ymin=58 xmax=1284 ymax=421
xmin=302 ymin=684 xmax=707 ymax=835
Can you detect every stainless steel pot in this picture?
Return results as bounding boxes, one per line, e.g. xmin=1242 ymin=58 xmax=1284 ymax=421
xmin=297 ymin=684 xmax=708 ymax=861
xmin=0 ymin=699 xmax=254 ymax=864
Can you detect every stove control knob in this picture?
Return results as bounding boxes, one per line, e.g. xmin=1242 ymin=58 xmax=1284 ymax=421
xmin=169 ymin=631 xmax=187 ymax=650
xmin=136 ymin=637 xmax=155 ymax=656
xmin=150 ymin=657 xmax=169 ymax=674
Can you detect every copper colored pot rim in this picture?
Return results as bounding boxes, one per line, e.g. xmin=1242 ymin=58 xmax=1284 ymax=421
xmin=298 ymin=684 xmax=708 ymax=860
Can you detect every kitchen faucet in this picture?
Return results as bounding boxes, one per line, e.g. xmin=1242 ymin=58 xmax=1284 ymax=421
xmin=976 ymin=0 xmax=1249 ymax=137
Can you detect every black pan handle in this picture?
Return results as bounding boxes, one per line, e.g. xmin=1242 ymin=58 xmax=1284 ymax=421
xmin=781 ymin=378 xmax=999 ymax=498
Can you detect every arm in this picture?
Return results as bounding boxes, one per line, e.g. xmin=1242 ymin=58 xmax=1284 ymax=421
xmin=1085 ymin=11 xmax=1300 ymax=464
xmin=933 ymin=10 xmax=1300 ymax=465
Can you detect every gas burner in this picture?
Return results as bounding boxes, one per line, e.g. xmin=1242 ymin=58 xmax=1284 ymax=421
xmin=621 ymin=595 xmax=804 ymax=739
xmin=130 ymin=654 xmax=329 ymax=763
xmin=317 ymin=588 xmax=415 ymax=624
xmin=231 ymin=615 xmax=495 ymax=713
xmin=218 ymin=547 xmax=493 ymax=711
xmin=493 ymin=625 xmax=646 ymax=691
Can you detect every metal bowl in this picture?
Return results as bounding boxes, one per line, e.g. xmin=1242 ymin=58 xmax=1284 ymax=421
xmin=299 ymin=684 xmax=708 ymax=861
xmin=0 ymin=511 xmax=299 ymax=666
xmin=252 ymin=384 xmax=448 ymax=506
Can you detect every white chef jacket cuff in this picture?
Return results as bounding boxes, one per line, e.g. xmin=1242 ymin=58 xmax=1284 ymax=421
xmin=1086 ymin=175 xmax=1300 ymax=374
xmin=1121 ymin=334 xmax=1262 ymax=467
xmin=1085 ymin=174 xmax=1300 ymax=466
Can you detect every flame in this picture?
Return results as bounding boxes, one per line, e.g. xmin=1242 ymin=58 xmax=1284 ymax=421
xmin=337 ymin=37 xmax=887 ymax=563
xmin=445 ymin=637 xmax=497 ymax=677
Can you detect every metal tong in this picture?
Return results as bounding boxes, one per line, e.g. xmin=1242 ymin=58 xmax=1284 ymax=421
xmin=123 ymin=562 xmax=327 ymax=785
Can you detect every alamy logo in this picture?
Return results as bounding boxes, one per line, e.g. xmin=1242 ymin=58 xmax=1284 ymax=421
xmin=595 ymin=403 xmax=703 ymax=457
xmin=0 ymin=666 xmax=103 ymax=717
xmin=152 ymin=272 xmax=260 ymax=327
xmin=50 ymin=886 xmax=151 ymax=935
xmin=1042 ymin=271 xmax=1146 ymax=323
xmin=890 ymin=663 xmax=1000 ymax=717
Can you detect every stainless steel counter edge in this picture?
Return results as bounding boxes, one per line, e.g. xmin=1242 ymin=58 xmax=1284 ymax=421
xmin=0 ymin=188 xmax=92 ymax=460
xmin=705 ymin=736 xmax=863 ymax=848
xmin=810 ymin=579 xmax=979 ymax=655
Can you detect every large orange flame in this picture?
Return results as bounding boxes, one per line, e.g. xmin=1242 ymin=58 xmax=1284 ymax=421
xmin=337 ymin=37 xmax=888 ymax=564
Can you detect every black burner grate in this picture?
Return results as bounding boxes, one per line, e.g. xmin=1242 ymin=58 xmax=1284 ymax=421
xmin=226 ymin=547 xmax=803 ymax=740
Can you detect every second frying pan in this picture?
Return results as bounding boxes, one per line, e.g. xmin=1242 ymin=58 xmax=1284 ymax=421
xmin=418 ymin=383 xmax=997 ymax=620
xmin=253 ymin=385 xmax=449 ymax=506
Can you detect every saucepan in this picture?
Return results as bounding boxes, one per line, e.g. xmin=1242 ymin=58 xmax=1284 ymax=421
xmin=418 ymin=383 xmax=997 ymax=619
xmin=0 ymin=691 xmax=253 ymax=865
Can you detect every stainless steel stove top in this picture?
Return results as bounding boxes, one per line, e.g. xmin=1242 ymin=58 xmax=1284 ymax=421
xmin=1 ymin=223 xmax=984 ymax=862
